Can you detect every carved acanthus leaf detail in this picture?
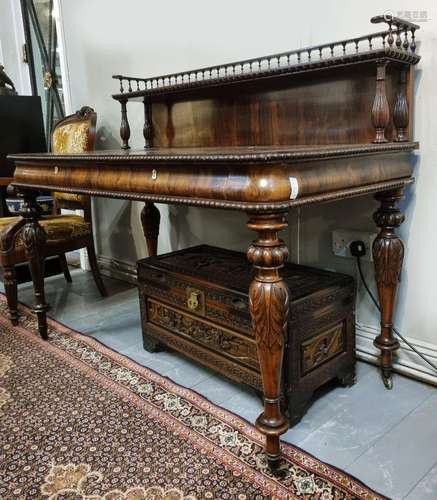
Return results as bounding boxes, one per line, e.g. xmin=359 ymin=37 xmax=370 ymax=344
xmin=22 ymin=223 xmax=46 ymax=259
xmin=373 ymin=236 xmax=404 ymax=286
xmin=249 ymin=281 xmax=289 ymax=352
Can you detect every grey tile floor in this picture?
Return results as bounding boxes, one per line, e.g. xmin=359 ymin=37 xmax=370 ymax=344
xmin=3 ymin=268 xmax=437 ymax=499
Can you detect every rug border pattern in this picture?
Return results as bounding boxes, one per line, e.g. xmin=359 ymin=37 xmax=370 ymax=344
xmin=0 ymin=295 xmax=387 ymax=500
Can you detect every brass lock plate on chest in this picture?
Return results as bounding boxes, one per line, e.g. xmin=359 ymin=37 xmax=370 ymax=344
xmin=186 ymin=287 xmax=205 ymax=315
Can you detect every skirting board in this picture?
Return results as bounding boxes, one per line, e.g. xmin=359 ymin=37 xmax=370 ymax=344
xmin=97 ymin=254 xmax=437 ymax=386
xmin=97 ymin=254 xmax=137 ymax=285
xmin=356 ymin=323 xmax=437 ymax=386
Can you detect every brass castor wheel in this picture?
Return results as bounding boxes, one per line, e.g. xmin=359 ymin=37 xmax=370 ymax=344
xmin=383 ymin=373 xmax=393 ymax=390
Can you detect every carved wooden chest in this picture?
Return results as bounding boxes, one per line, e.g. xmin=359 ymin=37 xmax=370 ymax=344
xmin=137 ymin=245 xmax=356 ymax=425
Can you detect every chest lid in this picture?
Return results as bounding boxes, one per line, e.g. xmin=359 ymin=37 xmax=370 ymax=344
xmin=138 ymin=245 xmax=353 ymax=301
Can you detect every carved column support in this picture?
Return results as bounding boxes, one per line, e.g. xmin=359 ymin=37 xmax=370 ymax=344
xmin=372 ymin=60 xmax=390 ymax=143
xmin=373 ymin=188 xmax=405 ymax=389
xmin=120 ymin=99 xmax=131 ymax=150
xmin=247 ymin=212 xmax=289 ymax=472
xmin=19 ymin=190 xmax=49 ymax=340
xmin=393 ymin=67 xmax=409 ymax=142
xmin=166 ymin=102 xmax=175 ymax=148
xmin=141 ymin=202 xmax=161 ymax=257
xmin=143 ymin=100 xmax=153 ymax=149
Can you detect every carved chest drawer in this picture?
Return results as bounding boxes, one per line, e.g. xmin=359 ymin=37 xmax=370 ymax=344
xmin=137 ymin=245 xmax=356 ymax=425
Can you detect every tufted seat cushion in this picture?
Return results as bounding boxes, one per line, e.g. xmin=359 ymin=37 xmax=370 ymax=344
xmin=0 ymin=215 xmax=90 ymax=251
xmin=53 ymin=192 xmax=84 ymax=204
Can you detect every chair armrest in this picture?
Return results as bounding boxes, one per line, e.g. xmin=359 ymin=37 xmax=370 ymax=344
xmin=1 ymin=188 xmax=46 ymax=253
xmin=0 ymin=216 xmax=26 ymax=253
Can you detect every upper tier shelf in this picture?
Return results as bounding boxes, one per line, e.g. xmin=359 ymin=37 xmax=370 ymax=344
xmin=112 ymin=14 xmax=420 ymax=102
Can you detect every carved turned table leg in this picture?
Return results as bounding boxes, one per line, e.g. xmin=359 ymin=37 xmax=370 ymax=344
xmin=20 ymin=191 xmax=49 ymax=340
xmin=141 ymin=202 xmax=160 ymax=257
xmin=140 ymin=202 xmax=162 ymax=353
xmin=373 ymin=189 xmax=405 ymax=389
xmin=247 ymin=212 xmax=289 ymax=471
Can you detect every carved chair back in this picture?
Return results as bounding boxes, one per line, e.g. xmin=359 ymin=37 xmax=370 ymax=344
xmin=51 ymin=106 xmax=96 ymax=223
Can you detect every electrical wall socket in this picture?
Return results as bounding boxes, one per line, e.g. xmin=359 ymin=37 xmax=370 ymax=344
xmin=332 ymin=229 xmax=377 ymax=262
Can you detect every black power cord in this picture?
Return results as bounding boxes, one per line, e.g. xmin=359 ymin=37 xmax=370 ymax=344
xmin=350 ymin=240 xmax=437 ymax=374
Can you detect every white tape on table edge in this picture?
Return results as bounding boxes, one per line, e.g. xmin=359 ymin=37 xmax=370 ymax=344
xmin=289 ymin=177 xmax=299 ymax=200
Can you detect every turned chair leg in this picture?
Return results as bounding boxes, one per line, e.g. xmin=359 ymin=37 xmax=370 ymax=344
xmin=86 ymin=241 xmax=107 ymax=297
xmin=4 ymin=266 xmax=19 ymax=326
xmin=20 ymin=192 xmax=49 ymax=340
xmin=59 ymin=254 xmax=72 ymax=283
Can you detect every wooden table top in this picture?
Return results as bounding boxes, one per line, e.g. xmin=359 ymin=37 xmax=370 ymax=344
xmin=9 ymin=142 xmax=418 ymax=165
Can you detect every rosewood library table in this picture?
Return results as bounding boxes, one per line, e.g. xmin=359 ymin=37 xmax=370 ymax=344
xmin=8 ymin=14 xmax=420 ymax=470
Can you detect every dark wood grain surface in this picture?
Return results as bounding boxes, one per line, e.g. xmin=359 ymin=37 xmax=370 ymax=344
xmin=10 ymin=148 xmax=414 ymax=212
xmin=8 ymin=142 xmax=418 ymax=163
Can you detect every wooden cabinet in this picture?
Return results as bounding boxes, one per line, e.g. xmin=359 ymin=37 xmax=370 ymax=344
xmin=138 ymin=245 xmax=356 ymax=425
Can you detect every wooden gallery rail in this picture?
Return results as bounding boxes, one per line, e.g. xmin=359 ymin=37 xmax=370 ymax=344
xmin=8 ymin=14 xmax=420 ymax=471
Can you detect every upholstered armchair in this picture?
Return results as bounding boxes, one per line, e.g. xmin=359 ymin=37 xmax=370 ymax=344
xmin=0 ymin=106 xmax=106 ymax=325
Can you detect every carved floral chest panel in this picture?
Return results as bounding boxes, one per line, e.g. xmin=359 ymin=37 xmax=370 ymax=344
xmin=137 ymin=245 xmax=356 ymax=425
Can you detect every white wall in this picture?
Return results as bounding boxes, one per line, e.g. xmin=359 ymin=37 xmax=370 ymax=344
xmin=0 ymin=0 xmax=31 ymax=95
xmin=59 ymin=0 xmax=437 ymax=383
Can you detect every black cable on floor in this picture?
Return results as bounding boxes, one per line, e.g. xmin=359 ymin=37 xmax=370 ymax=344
xmin=355 ymin=255 xmax=437 ymax=374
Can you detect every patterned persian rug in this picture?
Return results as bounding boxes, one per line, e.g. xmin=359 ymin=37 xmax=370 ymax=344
xmin=0 ymin=295 xmax=385 ymax=499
